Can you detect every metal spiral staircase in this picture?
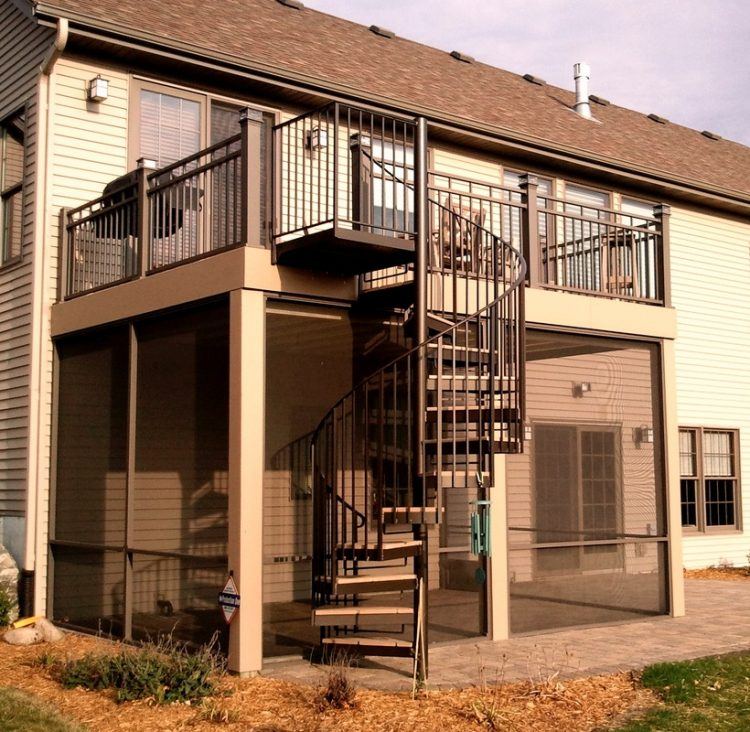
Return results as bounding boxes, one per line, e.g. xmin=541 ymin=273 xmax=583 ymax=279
xmin=272 ymin=105 xmax=526 ymax=678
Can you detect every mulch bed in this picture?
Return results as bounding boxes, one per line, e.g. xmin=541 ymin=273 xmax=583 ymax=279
xmin=0 ymin=632 xmax=658 ymax=731
xmin=685 ymin=566 xmax=750 ymax=581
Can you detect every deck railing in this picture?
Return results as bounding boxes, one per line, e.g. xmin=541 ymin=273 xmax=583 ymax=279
xmin=272 ymin=102 xmax=417 ymax=244
xmin=62 ymin=109 xmax=263 ymax=299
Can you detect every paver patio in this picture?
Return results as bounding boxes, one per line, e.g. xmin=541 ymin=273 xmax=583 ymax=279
xmin=263 ymin=579 xmax=750 ymax=690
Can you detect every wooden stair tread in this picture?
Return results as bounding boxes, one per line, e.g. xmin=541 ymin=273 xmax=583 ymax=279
xmin=315 ymin=605 xmax=411 ymax=616
xmin=335 ymin=573 xmax=415 ymax=585
xmin=322 ymin=637 xmax=412 ymax=648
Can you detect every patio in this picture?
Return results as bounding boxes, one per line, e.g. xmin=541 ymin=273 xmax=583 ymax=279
xmin=263 ymin=579 xmax=750 ymax=690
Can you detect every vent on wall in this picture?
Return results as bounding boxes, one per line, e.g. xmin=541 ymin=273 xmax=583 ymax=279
xmin=450 ymin=50 xmax=475 ymax=64
xmin=701 ymin=130 xmax=722 ymax=140
xmin=523 ymin=73 xmax=546 ymax=86
xmin=369 ymin=25 xmax=395 ymax=38
xmin=277 ymin=0 xmax=304 ymax=8
xmin=648 ymin=113 xmax=668 ymax=124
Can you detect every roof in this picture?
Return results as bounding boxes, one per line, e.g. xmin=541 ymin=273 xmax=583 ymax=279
xmin=31 ymin=0 xmax=750 ymax=202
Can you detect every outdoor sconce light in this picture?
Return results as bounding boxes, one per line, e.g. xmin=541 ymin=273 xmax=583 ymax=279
xmin=524 ymin=423 xmax=533 ymax=441
xmin=87 ymin=75 xmax=109 ymax=103
xmin=573 ymin=381 xmax=592 ymax=397
xmin=636 ymin=425 xmax=655 ymax=445
xmin=306 ymin=127 xmax=328 ymax=151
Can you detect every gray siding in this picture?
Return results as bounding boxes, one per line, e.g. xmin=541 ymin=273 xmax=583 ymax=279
xmin=0 ymin=0 xmax=54 ymax=515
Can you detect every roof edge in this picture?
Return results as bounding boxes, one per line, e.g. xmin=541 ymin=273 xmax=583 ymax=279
xmin=32 ymin=2 xmax=750 ymax=212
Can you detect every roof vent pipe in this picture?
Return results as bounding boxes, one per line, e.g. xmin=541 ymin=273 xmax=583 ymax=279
xmin=573 ymin=62 xmax=592 ymax=119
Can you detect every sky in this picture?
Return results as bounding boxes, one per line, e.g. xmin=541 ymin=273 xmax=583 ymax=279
xmin=304 ymin=0 xmax=750 ymax=146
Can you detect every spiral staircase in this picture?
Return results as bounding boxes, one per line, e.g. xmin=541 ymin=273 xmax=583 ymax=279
xmin=273 ymin=105 xmax=526 ymax=678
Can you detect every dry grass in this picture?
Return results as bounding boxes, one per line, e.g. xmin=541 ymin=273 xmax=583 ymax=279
xmin=684 ymin=566 xmax=750 ymax=581
xmin=0 ymin=633 xmax=657 ymax=731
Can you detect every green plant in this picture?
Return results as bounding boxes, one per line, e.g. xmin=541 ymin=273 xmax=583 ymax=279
xmin=0 ymin=588 xmax=13 ymax=627
xmin=31 ymin=649 xmax=58 ymax=669
xmin=53 ymin=635 xmax=225 ymax=704
xmin=0 ymin=687 xmax=84 ymax=732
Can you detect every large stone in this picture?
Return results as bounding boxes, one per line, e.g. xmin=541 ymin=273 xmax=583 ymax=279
xmin=35 ymin=618 xmax=64 ymax=643
xmin=0 ymin=544 xmax=18 ymax=625
xmin=3 ymin=627 xmax=43 ymax=646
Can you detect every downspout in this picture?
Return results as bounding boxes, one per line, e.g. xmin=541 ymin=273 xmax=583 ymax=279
xmin=20 ymin=16 xmax=68 ymax=618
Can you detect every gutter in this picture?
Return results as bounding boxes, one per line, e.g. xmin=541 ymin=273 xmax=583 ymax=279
xmin=30 ymin=3 xmax=750 ymax=212
xmin=21 ymin=15 xmax=69 ymax=618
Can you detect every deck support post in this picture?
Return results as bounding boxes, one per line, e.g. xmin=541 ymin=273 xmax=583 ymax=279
xmin=655 ymin=204 xmax=671 ymax=307
xmin=228 ymin=289 xmax=266 ymax=674
xmin=661 ymin=338 xmax=685 ymax=617
xmin=413 ymin=116 xmax=429 ymax=679
xmin=488 ymin=453 xmax=509 ymax=640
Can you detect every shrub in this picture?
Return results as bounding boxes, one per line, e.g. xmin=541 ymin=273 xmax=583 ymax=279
xmin=318 ymin=653 xmax=356 ymax=710
xmin=0 ymin=589 xmax=13 ymax=628
xmin=54 ymin=635 xmax=224 ymax=704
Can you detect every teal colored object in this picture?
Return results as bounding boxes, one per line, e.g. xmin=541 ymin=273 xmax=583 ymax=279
xmin=470 ymin=499 xmax=491 ymax=557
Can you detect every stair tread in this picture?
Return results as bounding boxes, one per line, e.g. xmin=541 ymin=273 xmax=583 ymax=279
xmin=322 ymin=636 xmax=412 ymax=648
xmin=336 ymin=540 xmax=422 ymax=550
xmin=335 ymin=573 xmax=415 ymax=585
xmin=315 ymin=606 xmax=411 ymax=617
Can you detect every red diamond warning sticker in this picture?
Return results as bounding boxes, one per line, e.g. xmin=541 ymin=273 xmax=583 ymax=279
xmin=218 ymin=575 xmax=240 ymax=625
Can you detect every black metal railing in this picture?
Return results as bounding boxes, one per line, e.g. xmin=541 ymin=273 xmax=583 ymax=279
xmin=311 ymin=193 xmax=526 ymax=610
xmin=272 ymin=102 xmax=416 ymax=244
xmin=62 ymin=110 xmax=262 ymax=299
xmin=532 ymin=192 xmax=668 ymax=304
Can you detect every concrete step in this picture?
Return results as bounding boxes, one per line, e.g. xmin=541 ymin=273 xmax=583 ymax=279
xmin=313 ymin=605 xmax=412 ymax=626
xmin=321 ymin=636 xmax=413 ymax=658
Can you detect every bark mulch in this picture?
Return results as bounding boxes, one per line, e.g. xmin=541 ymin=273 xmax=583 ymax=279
xmin=685 ymin=566 xmax=750 ymax=581
xmin=0 ymin=632 xmax=658 ymax=731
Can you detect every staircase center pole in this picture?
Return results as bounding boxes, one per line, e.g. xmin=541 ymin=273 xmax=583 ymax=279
xmin=414 ymin=116 xmax=429 ymax=681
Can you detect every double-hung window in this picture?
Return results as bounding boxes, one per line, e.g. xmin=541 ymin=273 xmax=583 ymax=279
xmin=0 ymin=111 xmax=25 ymax=266
xmin=680 ymin=427 xmax=741 ymax=531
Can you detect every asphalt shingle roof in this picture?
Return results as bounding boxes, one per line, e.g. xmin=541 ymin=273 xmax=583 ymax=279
xmin=33 ymin=0 xmax=750 ymax=199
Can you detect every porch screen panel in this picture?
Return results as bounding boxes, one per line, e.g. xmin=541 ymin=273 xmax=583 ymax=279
xmin=52 ymin=326 xmax=129 ymax=631
xmin=507 ymin=330 xmax=668 ymax=634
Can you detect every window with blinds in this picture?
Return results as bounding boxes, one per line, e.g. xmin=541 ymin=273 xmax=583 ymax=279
xmin=1 ymin=111 xmax=24 ymax=265
xmin=679 ymin=427 xmax=741 ymax=531
xmin=139 ymin=90 xmax=201 ymax=167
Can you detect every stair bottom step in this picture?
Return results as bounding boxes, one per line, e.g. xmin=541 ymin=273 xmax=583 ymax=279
xmin=322 ymin=636 xmax=413 ymax=658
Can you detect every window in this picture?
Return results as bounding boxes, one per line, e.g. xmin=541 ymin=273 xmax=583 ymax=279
xmin=534 ymin=423 xmax=622 ymax=572
xmin=369 ymin=138 xmax=414 ymax=234
xmin=138 ymin=89 xmax=202 ymax=167
xmin=680 ymin=427 xmax=741 ymax=531
xmin=0 ymin=111 xmax=24 ymax=266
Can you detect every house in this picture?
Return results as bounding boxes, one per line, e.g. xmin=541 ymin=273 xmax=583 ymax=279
xmin=0 ymin=0 xmax=748 ymax=677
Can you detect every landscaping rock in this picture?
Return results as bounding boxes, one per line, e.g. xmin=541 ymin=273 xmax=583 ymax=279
xmin=3 ymin=626 xmax=43 ymax=646
xmin=35 ymin=618 xmax=64 ymax=643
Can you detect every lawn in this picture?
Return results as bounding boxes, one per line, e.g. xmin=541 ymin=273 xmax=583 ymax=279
xmin=618 ymin=653 xmax=750 ymax=731
xmin=0 ymin=686 xmax=84 ymax=732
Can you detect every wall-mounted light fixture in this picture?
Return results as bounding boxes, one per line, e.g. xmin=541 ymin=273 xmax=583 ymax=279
xmin=635 ymin=425 xmax=654 ymax=445
xmin=306 ymin=127 xmax=328 ymax=151
xmin=573 ymin=381 xmax=592 ymax=398
xmin=87 ymin=75 xmax=109 ymax=103
xmin=524 ymin=423 xmax=533 ymax=441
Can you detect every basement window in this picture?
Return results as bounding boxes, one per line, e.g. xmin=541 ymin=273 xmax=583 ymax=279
xmin=0 ymin=110 xmax=25 ymax=266
xmin=680 ymin=427 xmax=741 ymax=531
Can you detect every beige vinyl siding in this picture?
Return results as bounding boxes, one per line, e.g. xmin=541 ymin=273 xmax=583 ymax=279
xmin=36 ymin=58 xmax=130 ymax=597
xmin=0 ymin=0 xmax=54 ymax=516
xmin=671 ymin=205 xmax=750 ymax=568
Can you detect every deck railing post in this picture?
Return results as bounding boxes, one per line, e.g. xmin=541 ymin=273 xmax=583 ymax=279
xmin=332 ymin=103 xmax=340 ymax=227
xmin=654 ymin=203 xmax=671 ymax=307
xmin=520 ymin=173 xmax=540 ymax=288
xmin=136 ymin=157 xmax=156 ymax=277
xmin=58 ymin=207 xmax=70 ymax=300
xmin=240 ymin=107 xmax=265 ymax=246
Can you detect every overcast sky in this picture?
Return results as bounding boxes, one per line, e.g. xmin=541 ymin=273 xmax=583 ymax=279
xmin=305 ymin=0 xmax=750 ymax=146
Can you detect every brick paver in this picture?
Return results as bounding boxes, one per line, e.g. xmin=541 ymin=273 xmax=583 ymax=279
xmin=263 ymin=580 xmax=750 ymax=690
